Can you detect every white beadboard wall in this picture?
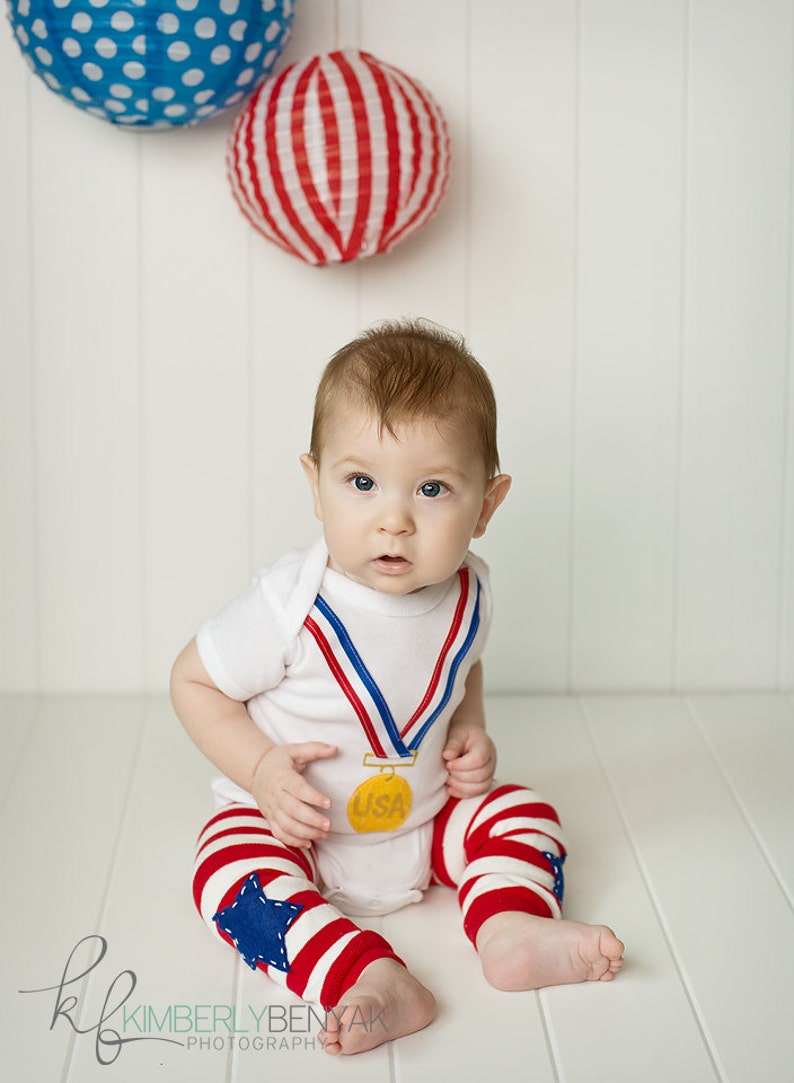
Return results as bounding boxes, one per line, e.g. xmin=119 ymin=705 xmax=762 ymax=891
xmin=1 ymin=0 xmax=793 ymax=695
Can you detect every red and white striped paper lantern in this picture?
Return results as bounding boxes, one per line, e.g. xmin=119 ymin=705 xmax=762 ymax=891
xmin=227 ymin=49 xmax=451 ymax=266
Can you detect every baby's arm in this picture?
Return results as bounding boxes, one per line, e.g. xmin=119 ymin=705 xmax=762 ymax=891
xmin=442 ymin=660 xmax=497 ymax=798
xmin=170 ymin=639 xmax=337 ymax=848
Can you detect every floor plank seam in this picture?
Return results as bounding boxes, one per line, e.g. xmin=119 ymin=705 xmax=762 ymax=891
xmin=537 ymin=989 xmax=563 ymax=1083
xmin=575 ymin=697 xmax=729 ymax=1083
xmin=683 ymin=696 xmax=794 ymax=912
xmin=228 ymin=959 xmax=244 ymax=1083
xmin=0 ymin=696 xmax=41 ymax=816
xmin=61 ymin=702 xmax=149 ymax=1083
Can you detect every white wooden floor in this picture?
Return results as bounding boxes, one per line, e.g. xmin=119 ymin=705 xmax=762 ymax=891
xmin=1 ymin=693 xmax=792 ymax=1083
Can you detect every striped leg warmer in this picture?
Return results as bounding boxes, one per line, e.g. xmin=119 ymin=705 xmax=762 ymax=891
xmin=192 ymin=804 xmax=403 ymax=1008
xmin=431 ymin=783 xmax=568 ymax=945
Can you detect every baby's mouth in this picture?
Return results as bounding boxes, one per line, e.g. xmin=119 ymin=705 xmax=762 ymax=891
xmin=373 ymin=554 xmax=412 ymax=572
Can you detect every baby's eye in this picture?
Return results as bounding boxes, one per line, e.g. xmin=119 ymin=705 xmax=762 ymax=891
xmin=419 ymin=481 xmax=448 ymax=498
xmin=350 ymin=475 xmax=375 ymax=492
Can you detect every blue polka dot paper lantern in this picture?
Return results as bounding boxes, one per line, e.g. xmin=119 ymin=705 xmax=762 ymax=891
xmin=6 ymin=0 xmax=295 ymax=128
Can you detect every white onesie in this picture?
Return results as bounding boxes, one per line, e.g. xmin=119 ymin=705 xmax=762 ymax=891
xmin=196 ymin=539 xmax=492 ymax=916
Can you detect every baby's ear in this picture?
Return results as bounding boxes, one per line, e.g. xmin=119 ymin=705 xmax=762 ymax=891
xmin=300 ymin=454 xmax=323 ymax=521
xmin=473 ymin=474 xmax=511 ymax=538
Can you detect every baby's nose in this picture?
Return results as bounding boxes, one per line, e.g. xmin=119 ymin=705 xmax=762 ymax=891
xmin=378 ymin=500 xmax=414 ymax=535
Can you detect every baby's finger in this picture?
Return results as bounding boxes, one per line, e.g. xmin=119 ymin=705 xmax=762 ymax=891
xmin=271 ymin=805 xmax=329 ymax=847
xmin=446 ymin=754 xmax=491 ymax=776
xmin=279 ymin=791 xmax=331 ymax=832
xmin=446 ymin=777 xmax=489 ymax=799
xmin=290 ymin=775 xmax=332 ymax=812
xmin=291 ymin=741 xmax=339 ymax=766
xmin=271 ymin=823 xmax=315 ymax=849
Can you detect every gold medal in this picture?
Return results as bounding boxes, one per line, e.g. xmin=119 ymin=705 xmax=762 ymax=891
xmin=347 ymin=754 xmax=415 ymax=833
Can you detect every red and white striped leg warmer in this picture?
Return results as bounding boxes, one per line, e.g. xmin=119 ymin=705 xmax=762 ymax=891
xmin=192 ymin=804 xmax=403 ymax=1008
xmin=431 ymin=784 xmax=568 ymax=945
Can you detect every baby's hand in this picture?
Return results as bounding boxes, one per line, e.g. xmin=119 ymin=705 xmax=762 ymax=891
xmin=442 ymin=722 xmax=496 ymax=799
xmin=251 ymin=741 xmax=337 ymax=849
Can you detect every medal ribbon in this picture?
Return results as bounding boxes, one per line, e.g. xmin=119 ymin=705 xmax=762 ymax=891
xmin=303 ymin=567 xmax=481 ymax=760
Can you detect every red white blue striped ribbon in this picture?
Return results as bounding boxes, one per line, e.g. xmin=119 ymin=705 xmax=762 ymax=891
xmin=303 ymin=568 xmax=481 ymax=760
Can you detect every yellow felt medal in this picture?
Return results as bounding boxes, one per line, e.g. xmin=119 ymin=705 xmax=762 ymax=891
xmin=347 ymin=768 xmax=412 ymax=833
xmin=347 ymin=754 xmax=415 ymax=833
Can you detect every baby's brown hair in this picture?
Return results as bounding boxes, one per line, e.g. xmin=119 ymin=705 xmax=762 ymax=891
xmin=309 ymin=319 xmax=500 ymax=477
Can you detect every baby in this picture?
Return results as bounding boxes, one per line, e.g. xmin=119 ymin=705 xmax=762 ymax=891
xmin=171 ymin=319 xmax=623 ymax=1056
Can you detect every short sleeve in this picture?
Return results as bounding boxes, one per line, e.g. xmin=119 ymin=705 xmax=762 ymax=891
xmin=196 ymin=577 xmax=292 ymax=702
xmin=195 ymin=542 xmax=328 ymax=702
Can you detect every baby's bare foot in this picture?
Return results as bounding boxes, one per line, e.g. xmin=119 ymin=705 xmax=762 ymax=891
xmin=476 ymin=912 xmax=625 ymax=991
xmin=320 ymin=958 xmax=436 ymax=1056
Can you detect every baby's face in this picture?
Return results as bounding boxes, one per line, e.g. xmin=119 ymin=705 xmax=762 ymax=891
xmin=301 ymin=401 xmax=509 ymax=594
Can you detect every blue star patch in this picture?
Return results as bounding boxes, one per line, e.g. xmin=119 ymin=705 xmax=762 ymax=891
xmin=542 ymin=851 xmax=566 ymax=903
xmin=213 ymin=874 xmax=303 ymax=973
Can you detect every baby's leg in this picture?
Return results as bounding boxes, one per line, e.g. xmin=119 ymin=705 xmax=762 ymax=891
xmin=194 ymin=806 xmax=397 ymax=1010
xmin=432 ymin=785 xmax=624 ymax=991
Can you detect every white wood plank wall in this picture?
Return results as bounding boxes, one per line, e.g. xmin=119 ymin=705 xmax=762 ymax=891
xmin=2 ymin=0 xmax=793 ymax=695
